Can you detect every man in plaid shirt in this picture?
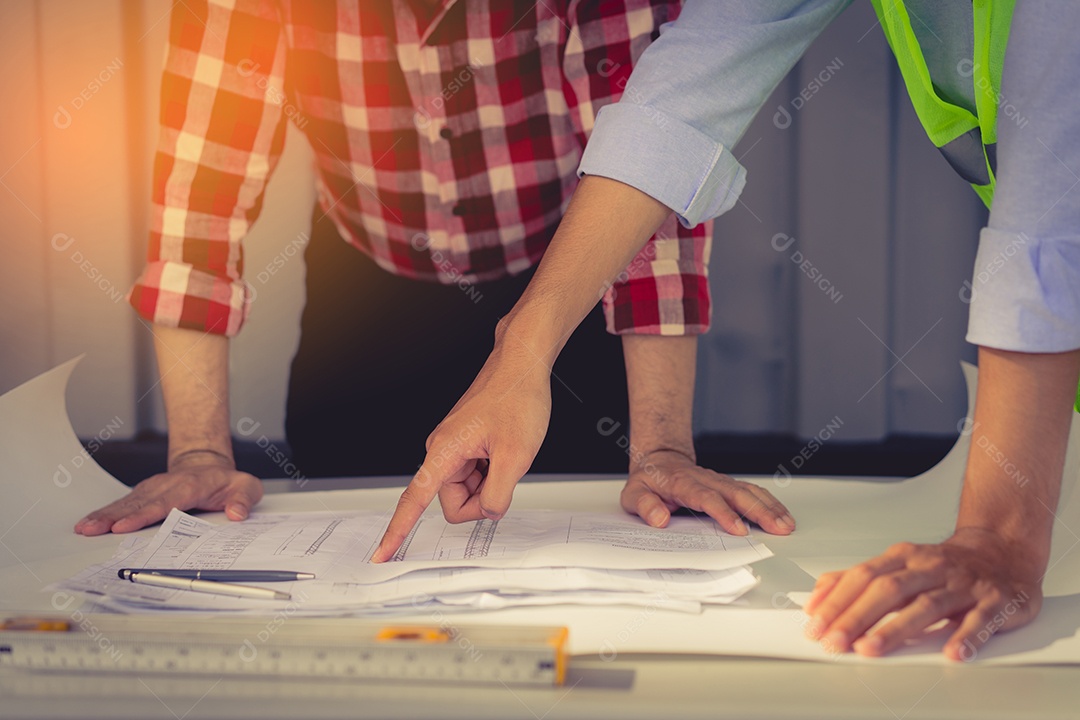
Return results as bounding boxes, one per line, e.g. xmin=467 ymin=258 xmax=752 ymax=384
xmin=76 ymin=0 xmax=794 ymax=537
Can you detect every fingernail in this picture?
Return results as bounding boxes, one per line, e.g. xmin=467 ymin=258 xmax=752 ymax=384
xmin=948 ymin=643 xmax=975 ymax=662
xmin=734 ymin=519 xmax=747 ymax=535
xmin=647 ymin=508 xmax=668 ymax=526
xmin=226 ymin=504 xmax=248 ymax=520
xmin=854 ymin=635 xmax=883 ymax=655
xmin=822 ymin=630 xmax=847 ymax=652
xmin=80 ymin=520 xmax=105 ymax=534
xmin=782 ymin=514 xmax=796 ymax=529
xmin=775 ymin=515 xmax=792 ymax=531
xmin=805 ymin=618 xmax=823 ymax=640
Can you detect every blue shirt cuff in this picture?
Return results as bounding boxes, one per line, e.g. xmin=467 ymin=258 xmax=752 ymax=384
xmin=965 ymin=228 xmax=1080 ymax=352
xmin=578 ymin=104 xmax=747 ymax=228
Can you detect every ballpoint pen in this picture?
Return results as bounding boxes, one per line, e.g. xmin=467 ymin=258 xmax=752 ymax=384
xmin=118 ymin=569 xmax=315 ymax=582
xmin=121 ymin=571 xmax=292 ymax=601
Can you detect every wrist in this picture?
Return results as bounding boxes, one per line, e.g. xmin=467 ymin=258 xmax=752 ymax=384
xmin=947 ymin=526 xmax=1049 ymax=583
xmin=955 ymin=456 xmax=1057 ymax=576
xmin=169 ymin=448 xmax=235 ymax=472
xmin=630 ymin=446 xmax=697 ymax=473
xmin=495 ymin=306 xmax=572 ymax=369
xmin=630 ymin=425 xmax=695 ymax=470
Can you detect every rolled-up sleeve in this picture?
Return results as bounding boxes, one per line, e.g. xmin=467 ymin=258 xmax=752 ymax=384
xmin=128 ymin=0 xmax=288 ymax=337
xmin=562 ymin=0 xmax=712 ymax=335
xmin=578 ymin=0 xmax=852 ymax=227
xmin=583 ymin=103 xmax=745 ymax=227
xmin=966 ymin=0 xmax=1080 ymax=352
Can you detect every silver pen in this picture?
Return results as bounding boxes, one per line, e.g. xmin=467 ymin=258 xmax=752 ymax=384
xmin=123 ymin=571 xmax=291 ymax=601
xmin=118 ymin=568 xmax=315 ymax=582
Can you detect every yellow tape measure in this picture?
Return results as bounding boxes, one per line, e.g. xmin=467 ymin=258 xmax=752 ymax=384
xmin=0 ymin=616 xmax=568 ymax=687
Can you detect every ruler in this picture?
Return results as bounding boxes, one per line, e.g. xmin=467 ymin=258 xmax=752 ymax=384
xmin=0 ymin=616 xmax=568 ymax=687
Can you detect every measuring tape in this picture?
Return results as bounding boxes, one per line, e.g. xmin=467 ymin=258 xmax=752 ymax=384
xmin=0 ymin=616 xmax=568 ymax=687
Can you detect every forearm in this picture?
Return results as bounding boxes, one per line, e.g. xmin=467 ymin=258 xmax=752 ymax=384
xmin=152 ymin=326 xmax=234 ymax=469
xmin=618 ymin=333 xmax=794 ymax=534
xmin=957 ymin=346 xmax=1080 ymax=575
xmin=75 ymin=327 xmax=253 ymax=535
xmin=499 ymin=176 xmax=671 ymax=361
xmin=622 ymin=335 xmax=698 ymax=465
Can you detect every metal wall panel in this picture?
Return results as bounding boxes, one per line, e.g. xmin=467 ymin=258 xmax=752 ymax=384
xmin=697 ymin=2 xmax=984 ymax=443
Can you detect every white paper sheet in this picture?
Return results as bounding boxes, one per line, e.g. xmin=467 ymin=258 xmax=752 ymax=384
xmin=55 ymin=507 xmax=766 ymax=612
xmin=430 ymin=591 xmax=704 ymax=613
xmin=85 ymin=564 xmax=755 ymax=611
xmin=0 ymin=357 xmax=129 ymax=569
xmin=130 ymin=506 xmax=770 ymax=580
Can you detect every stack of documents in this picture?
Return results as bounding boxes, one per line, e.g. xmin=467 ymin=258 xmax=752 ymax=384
xmin=58 ymin=508 xmax=773 ymax=615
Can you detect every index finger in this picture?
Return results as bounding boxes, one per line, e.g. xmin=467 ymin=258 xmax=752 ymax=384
xmin=105 ymin=499 xmax=176 ymax=535
xmin=74 ymin=496 xmax=145 ymax=535
xmin=75 ymin=490 xmax=182 ymax=536
xmin=371 ymin=454 xmax=463 ymax=563
xmin=734 ymin=483 xmax=795 ymax=535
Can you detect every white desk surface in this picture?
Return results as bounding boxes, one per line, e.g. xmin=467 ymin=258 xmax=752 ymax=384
xmin=3 ymin=474 xmax=1079 ymax=720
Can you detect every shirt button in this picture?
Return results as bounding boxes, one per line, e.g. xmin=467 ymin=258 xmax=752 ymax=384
xmin=440 ymin=127 xmax=453 ymax=139
xmin=452 ymin=203 xmax=466 ymax=216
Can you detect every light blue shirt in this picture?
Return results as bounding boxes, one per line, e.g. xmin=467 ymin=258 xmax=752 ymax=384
xmin=579 ymin=0 xmax=1080 ymax=353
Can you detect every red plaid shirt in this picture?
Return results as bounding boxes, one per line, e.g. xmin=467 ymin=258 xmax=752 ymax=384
xmin=129 ymin=0 xmax=712 ymax=336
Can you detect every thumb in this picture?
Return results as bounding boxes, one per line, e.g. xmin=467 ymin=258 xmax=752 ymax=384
xmin=621 ymin=480 xmax=670 ymax=528
xmin=224 ymin=476 xmax=263 ymax=521
xmin=478 ymin=449 xmax=532 ymax=520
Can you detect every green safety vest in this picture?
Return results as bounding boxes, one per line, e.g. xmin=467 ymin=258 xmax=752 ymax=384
xmin=872 ymin=1 xmax=1080 ymax=413
xmin=871 ymin=0 xmax=1015 ymax=208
